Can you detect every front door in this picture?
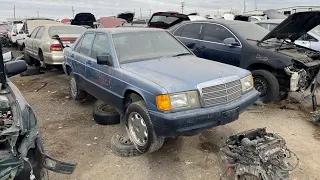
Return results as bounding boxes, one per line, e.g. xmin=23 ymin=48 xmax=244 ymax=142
xmin=295 ymin=33 xmax=314 ymax=49
xmin=85 ymin=33 xmax=115 ymax=104
xmin=198 ymin=23 xmax=241 ymax=67
xmin=173 ymin=23 xmax=203 ymax=57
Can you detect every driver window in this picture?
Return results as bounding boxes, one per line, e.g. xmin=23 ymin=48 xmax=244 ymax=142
xmin=202 ymin=24 xmax=238 ymax=44
xmin=90 ymin=34 xmax=111 ymax=59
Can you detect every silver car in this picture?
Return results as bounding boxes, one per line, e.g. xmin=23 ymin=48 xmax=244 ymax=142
xmin=24 ymin=24 xmax=86 ymax=66
xmin=256 ymin=19 xmax=320 ymax=51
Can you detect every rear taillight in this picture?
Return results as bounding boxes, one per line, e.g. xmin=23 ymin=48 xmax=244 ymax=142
xmin=12 ymin=34 xmax=16 ymax=36
xmin=50 ymin=44 xmax=62 ymax=51
xmin=61 ymin=37 xmax=77 ymax=43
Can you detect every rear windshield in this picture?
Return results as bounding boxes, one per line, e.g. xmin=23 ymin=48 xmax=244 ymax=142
xmin=150 ymin=15 xmax=180 ymax=24
xmin=229 ymin=23 xmax=269 ymax=41
xmin=113 ymin=31 xmax=190 ymax=64
xmin=0 ymin=25 xmax=10 ymax=31
xmin=49 ymin=26 xmax=85 ymax=36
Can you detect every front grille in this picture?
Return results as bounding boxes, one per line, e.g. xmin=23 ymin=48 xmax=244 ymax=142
xmin=201 ymin=80 xmax=242 ymax=107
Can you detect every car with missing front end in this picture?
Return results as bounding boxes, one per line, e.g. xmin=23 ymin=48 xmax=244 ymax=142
xmin=169 ymin=11 xmax=320 ymax=103
xmin=63 ymin=28 xmax=259 ymax=153
xmin=0 ymin=47 xmax=76 ymax=179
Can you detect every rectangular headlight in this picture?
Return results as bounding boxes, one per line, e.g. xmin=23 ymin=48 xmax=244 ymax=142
xmin=241 ymin=75 xmax=254 ymax=93
xmin=156 ymin=91 xmax=201 ymax=111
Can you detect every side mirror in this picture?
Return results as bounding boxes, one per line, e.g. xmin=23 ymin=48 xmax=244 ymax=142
xmin=5 ymin=60 xmax=27 ymax=77
xmin=3 ymin=51 xmax=13 ymax=63
xmin=97 ymin=54 xmax=113 ymax=66
xmin=223 ymin=37 xmax=240 ymax=47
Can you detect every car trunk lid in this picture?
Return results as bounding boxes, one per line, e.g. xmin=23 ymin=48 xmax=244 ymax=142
xmin=148 ymin=12 xmax=190 ymax=29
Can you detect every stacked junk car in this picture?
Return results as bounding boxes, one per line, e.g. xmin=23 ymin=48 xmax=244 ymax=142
xmin=2 ymin=5 xmax=320 ymax=180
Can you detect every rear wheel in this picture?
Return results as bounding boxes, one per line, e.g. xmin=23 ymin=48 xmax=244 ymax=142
xmin=252 ymin=70 xmax=280 ymax=103
xmin=69 ymin=72 xmax=87 ymax=101
xmin=24 ymin=49 xmax=34 ymax=65
xmin=125 ymin=101 xmax=164 ymax=153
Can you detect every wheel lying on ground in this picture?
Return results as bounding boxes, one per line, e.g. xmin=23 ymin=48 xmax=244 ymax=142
xmin=24 ymin=50 xmax=34 ymax=65
xmin=20 ymin=66 xmax=42 ymax=76
xmin=110 ymin=134 xmax=141 ymax=157
xmin=125 ymin=100 xmax=164 ymax=153
xmin=93 ymin=103 xmax=120 ymax=125
xmin=252 ymin=70 xmax=280 ymax=103
xmin=69 ymin=72 xmax=87 ymax=101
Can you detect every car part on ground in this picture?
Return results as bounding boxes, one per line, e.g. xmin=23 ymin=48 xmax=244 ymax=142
xmin=110 ymin=134 xmax=141 ymax=157
xmin=169 ymin=12 xmax=320 ymax=103
xmin=125 ymin=101 xmax=165 ymax=153
xmin=20 ymin=66 xmax=43 ymax=77
xmin=93 ymin=103 xmax=120 ymax=125
xmin=220 ymin=128 xmax=298 ymax=180
xmin=0 ymin=44 xmax=76 ymax=178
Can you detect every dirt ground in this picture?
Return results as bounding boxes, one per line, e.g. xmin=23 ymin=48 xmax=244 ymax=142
xmin=8 ymin=51 xmax=320 ymax=180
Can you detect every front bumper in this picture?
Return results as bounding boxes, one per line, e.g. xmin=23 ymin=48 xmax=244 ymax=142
xmin=43 ymin=52 xmax=64 ymax=65
xmin=149 ymin=89 xmax=260 ymax=138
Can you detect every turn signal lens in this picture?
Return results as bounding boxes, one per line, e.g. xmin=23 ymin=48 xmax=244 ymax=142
xmin=156 ymin=94 xmax=171 ymax=111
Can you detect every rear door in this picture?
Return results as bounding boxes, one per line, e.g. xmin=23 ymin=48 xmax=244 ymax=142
xmin=173 ymin=23 xmax=203 ymax=56
xmin=25 ymin=27 xmax=40 ymax=56
xmin=86 ymin=33 xmax=115 ymax=102
xmin=72 ymin=33 xmax=95 ymax=89
xmin=32 ymin=26 xmax=45 ymax=60
xmin=198 ymin=23 xmax=241 ymax=67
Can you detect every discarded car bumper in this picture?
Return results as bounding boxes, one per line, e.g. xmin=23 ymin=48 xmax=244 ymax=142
xmin=43 ymin=52 xmax=64 ymax=65
xmin=150 ymin=89 xmax=260 ymax=138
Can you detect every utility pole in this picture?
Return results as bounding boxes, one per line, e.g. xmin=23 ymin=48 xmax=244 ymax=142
xmin=243 ymin=0 xmax=246 ymax=13
xmin=149 ymin=9 xmax=152 ymax=17
xmin=181 ymin=2 xmax=185 ymax=14
xmin=37 ymin=11 xmax=40 ymax=18
xmin=72 ymin=6 xmax=75 ymax=18
xmin=13 ymin=5 xmax=16 ymax=20
xmin=255 ymin=0 xmax=257 ymax=10
xmin=140 ymin=8 xmax=142 ymax=19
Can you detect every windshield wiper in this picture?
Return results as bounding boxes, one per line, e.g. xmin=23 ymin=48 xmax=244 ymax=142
xmin=172 ymin=53 xmax=191 ymax=57
xmin=247 ymin=39 xmax=268 ymax=45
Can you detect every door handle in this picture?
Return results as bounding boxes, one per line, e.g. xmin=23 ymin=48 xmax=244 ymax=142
xmin=86 ymin=61 xmax=92 ymax=65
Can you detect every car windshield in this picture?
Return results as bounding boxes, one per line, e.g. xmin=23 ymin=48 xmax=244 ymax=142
xmin=229 ymin=23 xmax=269 ymax=41
xmin=112 ymin=31 xmax=191 ymax=64
xmin=48 ymin=26 xmax=86 ymax=36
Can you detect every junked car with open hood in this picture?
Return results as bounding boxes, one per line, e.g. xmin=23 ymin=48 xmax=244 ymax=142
xmin=169 ymin=11 xmax=320 ymax=103
xmin=0 ymin=47 xmax=76 ymax=179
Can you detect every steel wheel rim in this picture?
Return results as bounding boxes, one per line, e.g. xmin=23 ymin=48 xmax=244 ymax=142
xmin=70 ymin=77 xmax=77 ymax=98
xmin=254 ymin=77 xmax=268 ymax=97
xmin=128 ymin=112 xmax=148 ymax=146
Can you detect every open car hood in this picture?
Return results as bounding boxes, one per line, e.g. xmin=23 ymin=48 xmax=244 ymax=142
xmin=148 ymin=12 xmax=189 ymax=29
xmin=261 ymin=11 xmax=320 ymax=42
xmin=117 ymin=12 xmax=135 ymax=23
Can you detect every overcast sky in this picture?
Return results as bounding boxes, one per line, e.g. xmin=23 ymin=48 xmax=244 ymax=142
xmin=0 ymin=0 xmax=319 ymax=20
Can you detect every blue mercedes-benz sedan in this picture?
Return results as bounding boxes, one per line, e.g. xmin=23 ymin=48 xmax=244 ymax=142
xmin=62 ymin=28 xmax=259 ymax=153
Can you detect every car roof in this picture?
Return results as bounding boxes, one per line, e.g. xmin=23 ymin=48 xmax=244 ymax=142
xmin=87 ymin=28 xmax=164 ymax=34
xmin=41 ymin=24 xmax=81 ymax=28
xmin=180 ymin=19 xmax=255 ymax=26
xmin=256 ymin=19 xmax=284 ymax=24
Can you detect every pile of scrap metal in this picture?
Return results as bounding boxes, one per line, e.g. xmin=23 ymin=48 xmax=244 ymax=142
xmin=220 ymin=128 xmax=298 ymax=180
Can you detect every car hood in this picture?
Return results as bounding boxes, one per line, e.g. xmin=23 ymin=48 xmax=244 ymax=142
xmin=121 ymin=56 xmax=250 ymax=93
xmin=261 ymin=11 xmax=320 ymax=42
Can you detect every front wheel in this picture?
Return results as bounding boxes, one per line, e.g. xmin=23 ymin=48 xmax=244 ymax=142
xmin=252 ymin=70 xmax=280 ymax=103
xmin=125 ymin=101 xmax=164 ymax=153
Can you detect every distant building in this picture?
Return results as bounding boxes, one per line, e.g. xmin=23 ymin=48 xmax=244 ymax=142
xmin=277 ymin=6 xmax=320 ymax=16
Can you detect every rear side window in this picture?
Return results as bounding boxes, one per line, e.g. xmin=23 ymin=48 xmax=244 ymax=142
xmin=202 ymin=24 xmax=237 ymax=43
xmin=90 ymin=34 xmax=111 ymax=59
xmin=74 ymin=37 xmax=83 ymax=53
xmin=258 ymin=23 xmax=269 ymax=30
xmin=180 ymin=23 xmax=202 ymax=39
xmin=30 ymin=27 xmax=40 ymax=38
xmin=36 ymin=27 xmax=45 ymax=39
xmin=79 ymin=33 xmax=95 ymax=56
xmin=173 ymin=24 xmax=185 ymax=36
